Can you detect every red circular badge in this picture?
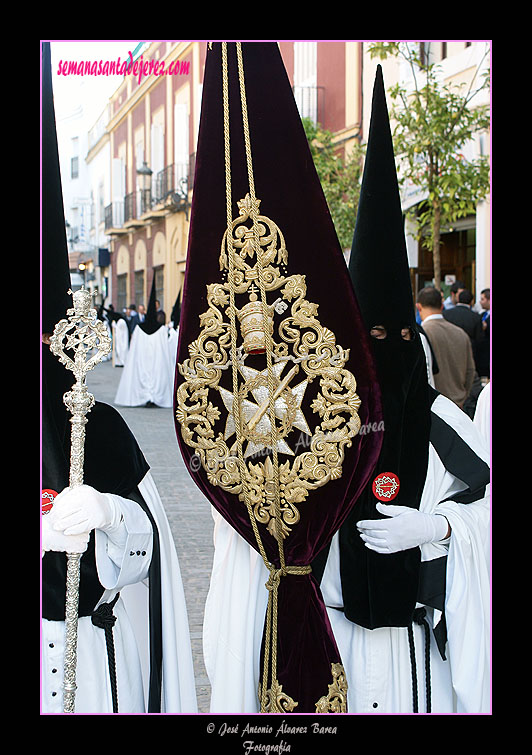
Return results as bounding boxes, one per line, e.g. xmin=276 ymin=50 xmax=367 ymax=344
xmin=42 ymin=489 xmax=58 ymax=515
xmin=372 ymin=473 xmax=400 ymax=502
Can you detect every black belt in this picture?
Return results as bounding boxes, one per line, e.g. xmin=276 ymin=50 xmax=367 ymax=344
xmin=91 ymin=592 xmax=120 ymax=713
xmin=408 ymin=607 xmax=432 ymax=713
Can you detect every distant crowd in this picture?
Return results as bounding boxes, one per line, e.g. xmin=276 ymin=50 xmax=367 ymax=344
xmin=415 ymin=281 xmax=490 ymax=418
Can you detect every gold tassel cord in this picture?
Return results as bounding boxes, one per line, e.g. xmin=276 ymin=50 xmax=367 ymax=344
xmin=234 ymin=41 xmax=289 ymax=710
xmin=221 ymin=42 xmax=269 ymax=572
xmin=234 ymin=42 xmax=285 ymax=574
xmin=176 ymin=42 xmax=358 ymax=712
xmin=221 ymin=41 xmax=303 ymax=712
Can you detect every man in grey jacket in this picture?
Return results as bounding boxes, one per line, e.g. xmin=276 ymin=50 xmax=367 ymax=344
xmin=417 ymin=287 xmax=476 ymax=409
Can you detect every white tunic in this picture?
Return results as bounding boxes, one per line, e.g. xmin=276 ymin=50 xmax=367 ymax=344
xmin=42 ymin=472 xmax=198 ymax=714
xmin=114 ymin=326 xmax=177 ymax=408
xmin=203 ymin=394 xmax=490 ymax=714
xmin=473 ymin=381 xmax=491 ymax=447
xmin=112 ymin=319 xmax=129 ymax=368
xmin=203 ymin=511 xmax=267 ymax=713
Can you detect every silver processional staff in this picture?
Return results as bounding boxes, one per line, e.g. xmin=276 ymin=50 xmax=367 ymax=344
xmin=48 ymin=288 xmax=112 ymax=713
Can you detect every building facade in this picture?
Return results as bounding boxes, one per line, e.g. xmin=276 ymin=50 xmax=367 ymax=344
xmin=58 ymin=40 xmax=491 ymax=318
xmin=101 ymin=41 xmax=205 ymax=320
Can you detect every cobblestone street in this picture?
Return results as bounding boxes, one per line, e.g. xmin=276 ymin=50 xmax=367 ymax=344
xmin=86 ymin=358 xmax=214 ymax=713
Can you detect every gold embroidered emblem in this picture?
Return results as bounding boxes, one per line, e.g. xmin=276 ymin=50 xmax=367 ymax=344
xmin=176 ymin=192 xmax=362 ymax=540
xmin=176 ymin=42 xmax=360 ymax=713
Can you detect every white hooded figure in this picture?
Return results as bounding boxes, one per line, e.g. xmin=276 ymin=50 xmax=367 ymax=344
xmin=113 ymin=317 xmax=130 ymax=367
xmin=115 ymin=282 xmax=176 ymax=408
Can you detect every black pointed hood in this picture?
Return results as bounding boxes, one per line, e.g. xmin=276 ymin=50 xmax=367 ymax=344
xmin=348 ymin=65 xmax=418 ymax=331
xmin=139 ymin=276 xmax=163 ymax=334
xmin=338 ymin=65 xmax=433 ymax=629
xmin=41 ymin=42 xmax=73 ymax=336
xmin=41 ymin=41 xmax=75 ymax=490
xmin=348 ymin=64 xmax=431 ymax=484
xmin=170 ymin=292 xmax=181 ymax=329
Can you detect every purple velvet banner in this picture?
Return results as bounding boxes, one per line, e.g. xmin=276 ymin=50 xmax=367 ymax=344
xmin=174 ymin=42 xmax=382 ymax=712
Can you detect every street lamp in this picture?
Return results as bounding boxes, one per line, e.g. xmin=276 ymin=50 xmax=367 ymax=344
xmin=137 ymin=161 xmax=153 ymax=214
xmin=75 ymin=261 xmax=87 ymax=291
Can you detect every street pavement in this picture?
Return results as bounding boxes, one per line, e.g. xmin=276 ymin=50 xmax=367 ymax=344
xmin=86 ymin=358 xmax=214 ymax=713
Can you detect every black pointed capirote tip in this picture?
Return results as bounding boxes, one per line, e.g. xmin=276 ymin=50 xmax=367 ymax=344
xmin=139 ymin=275 xmax=162 ymax=335
xmin=348 ymin=64 xmax=416 ymax=328
xmin=42 ymin=41 xmax=73 ymax=334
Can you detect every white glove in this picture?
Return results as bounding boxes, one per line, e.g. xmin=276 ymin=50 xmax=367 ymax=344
xmin=357 ymin=503 xmax=450 ymax=554
xmin=42 ymin=512 xmax=89 ymax=555
xmin=49 ymin=484 xmax=122 ymax=537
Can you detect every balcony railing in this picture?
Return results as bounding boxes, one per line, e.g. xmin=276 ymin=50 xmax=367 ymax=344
xmin=104 ymin=201 xmax=124 ymax=231
xmin=104 ymin=156 xmax=195 ymax=232
xmin=154 ymin=165 xmax=175 ymax=203
xmin=124 ymin=192 xmax=136 ymax=222
xmin=153 ymin=161 xmax=191 ymax=204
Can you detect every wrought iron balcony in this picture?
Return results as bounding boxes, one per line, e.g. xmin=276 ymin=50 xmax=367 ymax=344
xmin=152 ymin=162 xmax=192 ymax=218
xmin=104 ymin=201 xmax=124 ymax=231
xmin=154 ymin=165 xmax=175 ymax=204
xmin=122 ymin=189 xmax=152 ymax=223
xmin=103 ymin=155 xmax=196 ymax=232
xmin=124 ymin=192 xmax=136 ymax=222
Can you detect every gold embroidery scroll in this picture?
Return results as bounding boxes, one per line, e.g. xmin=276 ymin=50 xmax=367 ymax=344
xmin=176 ymin=192 xmax=362 ymax=541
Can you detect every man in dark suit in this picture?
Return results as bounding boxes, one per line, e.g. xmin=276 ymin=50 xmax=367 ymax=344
xmin=443 ymin=289 xmax=483 ymax=344
xmin=443 ymin=289 xmax=485 ymax=379
xmin=442 ymin=289 xmax=486 ymax=417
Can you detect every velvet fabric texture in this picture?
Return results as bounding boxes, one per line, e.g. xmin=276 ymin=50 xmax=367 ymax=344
xmin=41 ymin=42 xmax=73 ymax=335
xmin=332 ymin=66 xmax=432 ymax=629
xmin=174 ymin=42 xmax=382 ymax=711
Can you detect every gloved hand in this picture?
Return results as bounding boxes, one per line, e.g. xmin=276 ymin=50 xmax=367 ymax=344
xmin=357 ymin=503 xmax=450 ymax=554
xmin=49 ymin=484 xmax=122 ymax=537
xmin=42 ymin=512 xmax=89 ymax=555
